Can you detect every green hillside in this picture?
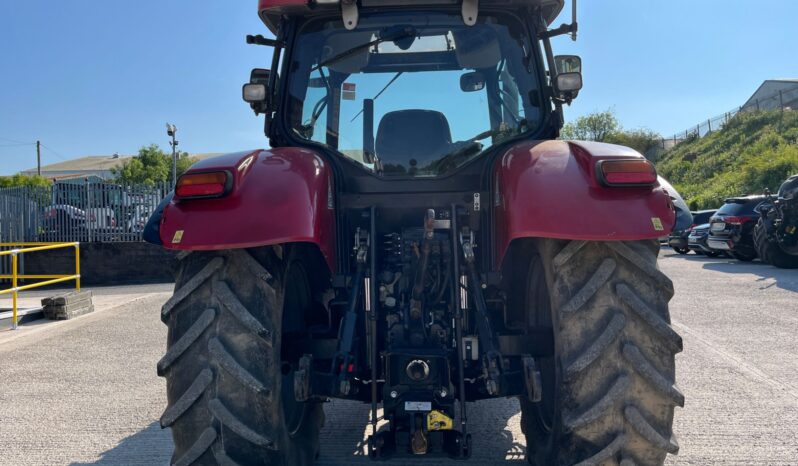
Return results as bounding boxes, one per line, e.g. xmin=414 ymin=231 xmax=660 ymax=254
xmin=657 ymin=110 xmax=798 ymax=210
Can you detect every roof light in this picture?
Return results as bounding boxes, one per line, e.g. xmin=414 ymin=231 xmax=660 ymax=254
xmin=596 ymin=159 xmax=657 ymax=187
xmin=176 ymin=172 xmax=231 ymax=199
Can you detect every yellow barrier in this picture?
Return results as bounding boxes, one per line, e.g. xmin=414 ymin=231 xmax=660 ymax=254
xmin=0 ymin=242 xmax=81 ymax=330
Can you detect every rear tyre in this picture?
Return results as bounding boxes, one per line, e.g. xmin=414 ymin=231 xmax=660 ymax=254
xmin=754 ymin=218 xmax=798 ymax=268
xmin=516 ymin=239 xmax=682 ymax=466
xmin=159 ymin=247 xmax=324 ymax=466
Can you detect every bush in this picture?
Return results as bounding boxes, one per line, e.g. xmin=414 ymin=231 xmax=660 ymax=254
xmin=657 ymin=110 xmax=798 ymax=209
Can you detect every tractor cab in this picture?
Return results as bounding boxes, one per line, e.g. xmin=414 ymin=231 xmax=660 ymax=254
xmin=245 ymin=0 xmax=582 ymax=178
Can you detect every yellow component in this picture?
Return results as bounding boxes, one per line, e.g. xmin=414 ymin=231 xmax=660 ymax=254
xmin=427 ymin=410 xmax=453 ymax=431
xmin=172 ymin=230 xmax=184 ymax=244
xmin=0 ymin=242 xmax=81 ymax=330
xmin=651 ymin=217 xmax=664 ymax=231
xmin=786 ymin=225 xmax=796 ymax=235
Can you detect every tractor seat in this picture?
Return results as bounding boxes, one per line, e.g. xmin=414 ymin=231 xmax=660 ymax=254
xmin=375 ymin=110 xmax=452 ymax=175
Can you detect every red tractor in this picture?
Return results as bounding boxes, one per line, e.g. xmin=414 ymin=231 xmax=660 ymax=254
xmin=145 ymin=0 xmax=690 ymax=464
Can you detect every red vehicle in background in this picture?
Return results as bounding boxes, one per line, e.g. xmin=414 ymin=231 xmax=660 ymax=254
xmin=145 ymin=1 xmax=690 ymax=464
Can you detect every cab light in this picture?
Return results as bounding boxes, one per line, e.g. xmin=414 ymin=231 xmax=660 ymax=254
xmin=596 ymin=160 xmax=657 ymax=186
xmin=176 ymin=171 xmax=231 ymax=198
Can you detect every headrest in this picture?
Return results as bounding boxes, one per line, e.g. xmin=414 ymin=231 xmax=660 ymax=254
xmin=376 ymin=110 xmax=452 ymax=170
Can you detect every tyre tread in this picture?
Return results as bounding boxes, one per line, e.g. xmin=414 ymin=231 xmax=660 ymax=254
xmin=157 ymin=308 xmax=216 ymax=375
xmin=162 ymin=257 xmax=224 ymax=322
xmin=160 ymin=368 xmax=214 ymax=428
xmin=208 ymin=337 xmax=270 ymax=395
xmin=209 ymin=398 xmax=275 ymax=449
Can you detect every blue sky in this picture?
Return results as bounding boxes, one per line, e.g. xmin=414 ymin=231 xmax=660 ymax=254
xmin=1 ymin=1 xmax=796 ymax=175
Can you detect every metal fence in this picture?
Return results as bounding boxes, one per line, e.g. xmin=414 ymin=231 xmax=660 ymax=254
xmin=0 ymin=180 xmax=170 ymax=245
xmin=661 ymin=86 xmax=798 ymax=148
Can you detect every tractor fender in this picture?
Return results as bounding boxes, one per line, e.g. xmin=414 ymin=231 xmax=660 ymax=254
xmin=493 ymin=140 xmax=677 ymax=267
xmin=149 ymin=148 xmax=336 ymax=271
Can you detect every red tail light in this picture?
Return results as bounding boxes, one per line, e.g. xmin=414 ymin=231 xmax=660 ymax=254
xmin=176 ymin=171 xmax=231 ymax=199
xmin=596 ymin=159 xmax=657 ymax=186
xmin=723 ymin=216 xmax=750 ymax=225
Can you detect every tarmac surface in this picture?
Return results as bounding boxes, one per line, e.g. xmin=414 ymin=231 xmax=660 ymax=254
xmin=0 ymin=250 xmax=796 ymax=465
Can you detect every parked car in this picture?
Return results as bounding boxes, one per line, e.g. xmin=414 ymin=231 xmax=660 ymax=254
xmin=707 ymin=195 xmax=770 ymax=261
xmin=669 ymin=209 xmax=717 ymax=254
xmin=40 ymin=204 xmax=87 ymax=240
xmin=687 ymin=223 xmax=721 ymax=256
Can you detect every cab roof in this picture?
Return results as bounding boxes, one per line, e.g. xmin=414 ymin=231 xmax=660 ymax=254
xmin=258 ymin=0 xmax=564 ymax=34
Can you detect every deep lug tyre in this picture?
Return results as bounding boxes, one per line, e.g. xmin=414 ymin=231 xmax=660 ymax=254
xmin=754 ymin=218 xmax=798 ymax=268
xmin=159 ymin=247 xmax=324 ymax=465
xmin=515 ymin=239 xmax=682 ymax=466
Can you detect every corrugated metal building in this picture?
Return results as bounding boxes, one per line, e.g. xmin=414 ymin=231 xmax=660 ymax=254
xmin=20 ymin=153 xmax=222 ymax=180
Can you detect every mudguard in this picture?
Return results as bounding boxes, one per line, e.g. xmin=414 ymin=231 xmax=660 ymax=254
xmin=146 ymin=148 xmax=336 ymax=270
xmin=493 ymin=140 xmax=678 ymax=267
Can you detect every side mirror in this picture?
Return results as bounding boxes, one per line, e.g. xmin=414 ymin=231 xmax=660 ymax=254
xmin=460 ymin=71 xmax=486 ymax=92
xmin=553 ymin=55 xmax=582 ymax=101
xmin=554 ymin=55 xmax=581 ymax=74
xmin=243 ymin=68 xmax=272 ymax=115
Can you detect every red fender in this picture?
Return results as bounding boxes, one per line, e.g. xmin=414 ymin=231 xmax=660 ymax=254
xmin=493 ymin=140 xmax=675 ymax=267
xmin=159 ymin=148 xmax=336 ymax=271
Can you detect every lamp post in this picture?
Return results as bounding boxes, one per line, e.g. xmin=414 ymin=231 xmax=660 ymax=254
xmin=166 ymin=123 xmax=178 ymax=187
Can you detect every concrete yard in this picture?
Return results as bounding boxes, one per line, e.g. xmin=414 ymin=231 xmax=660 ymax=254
xmin=0 ymin=250 xmax=796 ymax=465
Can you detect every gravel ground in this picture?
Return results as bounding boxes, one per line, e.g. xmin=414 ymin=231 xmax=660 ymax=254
xmin=0 ymin=250 xmax=796 ymax=465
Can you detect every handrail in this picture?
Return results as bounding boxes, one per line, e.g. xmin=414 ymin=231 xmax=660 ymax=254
xmin=0 ymin=242 xmax=81 ymax=330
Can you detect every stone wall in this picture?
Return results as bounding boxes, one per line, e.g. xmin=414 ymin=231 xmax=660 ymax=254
xmin=20 ymin=242 xmax=177 ymax=286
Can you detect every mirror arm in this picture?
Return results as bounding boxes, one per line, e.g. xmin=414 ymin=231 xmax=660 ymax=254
xmin=538 ymin=19 xmax=565 ymax=129
xmin=538 ymin=0 xmax=577 ymax=40
xmin=246 ymin=35 xmax=285 ymax=48
xmin=264 ymin=41 xmax=285 ymax=141
xmin=538 ymin=22 xmax=577 ymax=40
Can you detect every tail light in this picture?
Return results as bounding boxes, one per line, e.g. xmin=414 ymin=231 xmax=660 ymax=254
xmin=723 ymin=216 xmax=750 ymax=225
xmin=176 ymin=171 xmax=232 ymax=199
xmin=596 ymin=159 xmax=657 ymax=187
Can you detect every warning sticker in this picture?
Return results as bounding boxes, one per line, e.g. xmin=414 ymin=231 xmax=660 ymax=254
xmin=342 ymin=82 xmax=356 ymax=101
xmin=172 ymin=230 xmax=184 ymax=244
xmin=651 ymin=218 xmax=664 ymax=231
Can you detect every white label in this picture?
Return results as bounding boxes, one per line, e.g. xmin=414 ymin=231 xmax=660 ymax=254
xmin=405 ymin=401 xmax=432 ymax=412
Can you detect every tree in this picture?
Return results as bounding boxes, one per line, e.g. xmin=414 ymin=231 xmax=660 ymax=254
xmin=605 ymin=128 xmax=664 ymax=160
xmin=0 ymin=174 xmax=52 ymax=188
xmin=112 ymin=144 xmax=195 ymax=185
xmin=561 ymin=109 xmax=664 ymax=160
xmin=560 ymin=109 xmax=620 ymax=142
